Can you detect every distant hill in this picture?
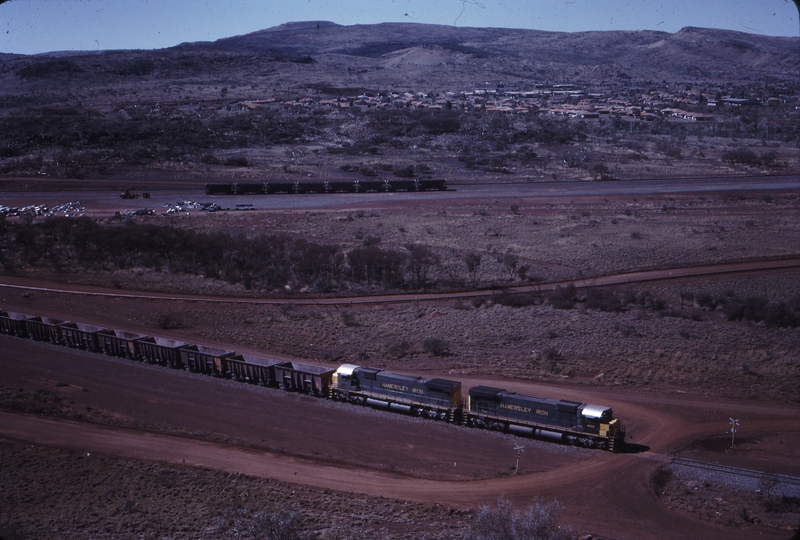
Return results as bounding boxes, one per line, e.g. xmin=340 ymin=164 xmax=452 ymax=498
xmin=1 ymin=22 xmax=796 ymax=94
xmin=174 ymin=21 xmax=799 ymax=83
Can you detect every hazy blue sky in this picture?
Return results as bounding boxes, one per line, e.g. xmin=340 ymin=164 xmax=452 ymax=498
xmin=1 ymin=0 xmax=798 ymax=55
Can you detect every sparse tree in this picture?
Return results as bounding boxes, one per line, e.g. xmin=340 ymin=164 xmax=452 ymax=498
xmin=406 ymin=244 xmax=439 ymax=288
xmin=465 ymin=252 xmax=482 ymax=288
xmin=502 ymin=250 xmax=518 ymax=280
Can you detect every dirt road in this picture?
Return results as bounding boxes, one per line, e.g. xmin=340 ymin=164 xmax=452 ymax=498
xmin=2 ymin=257 xmax=799 ymax=306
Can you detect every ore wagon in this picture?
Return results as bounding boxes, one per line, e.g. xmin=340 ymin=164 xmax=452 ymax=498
xmin=274 ymin=361 xmax=334 ymax=396
xmin=265 ymin=181 xmax=296 ymax=194
xmin=226 ymin=354 xmax=281 ymax=385
xmin=25 ymin=316 xmax=67 ymax=344
xmin=385 ymin=179 xmax=417 ymax=192
xmin=180 ymin=344 xmax=235 ymax=376
xmin=0 ymin=311 xmax=32 ymax=337
xmin=354 ymin=180 xmax=387 ymax=193
xmin=136 ymin=336 xmax=188 ymax=368
xmin=325 ymin=181 xmax=356 ymax=193
xmin=98 ymin=329 xmax=149 ymax=359
xmin=234 ymin=182 xmax=265 ymax=195
xmin=418 ymin=178 xmax=447 ymax=191
xmin=205 ymin=183 xmax=235 ymax=195
xmin=59 ymin=322 xmax=106 ymax=351
xmin=294 ymin=182 xmax=327 ymax=194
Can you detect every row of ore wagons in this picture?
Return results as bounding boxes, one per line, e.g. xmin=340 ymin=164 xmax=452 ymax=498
xmin=205 ymin=178 xmax=447 ymax=195
xmin=1 ymin=309 xmax=625 ymax=451
xmin=0 ymin=310 xmax=330 ymax=395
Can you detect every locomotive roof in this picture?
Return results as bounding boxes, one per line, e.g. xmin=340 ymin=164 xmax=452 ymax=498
xmin=581 ymin=404 xmax=612 ymax=419
xmin=425 ymin=378 xmax=461 ymax=392
xmin=341 ymin=365 xmax=460 ymax=390
xmin=469 ymin=386 xmax=612 ymax=417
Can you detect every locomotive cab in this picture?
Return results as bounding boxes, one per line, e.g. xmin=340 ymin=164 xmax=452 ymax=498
xmin=332 ymin=364 xmax=361 ymax=392
xmin=581 ymin=404 xmax=621 ymax=440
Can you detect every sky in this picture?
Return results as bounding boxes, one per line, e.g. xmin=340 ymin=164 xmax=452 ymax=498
xmin=1 ymin=0 xmax=798 ymax=55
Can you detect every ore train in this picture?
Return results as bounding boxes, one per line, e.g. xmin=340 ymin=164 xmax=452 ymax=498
xmin=205 ymin=178 xmax=448 ymax=195
xmin=0 ymin=309 xmax=626 ymax=452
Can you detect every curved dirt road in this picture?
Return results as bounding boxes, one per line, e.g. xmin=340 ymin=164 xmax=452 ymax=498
xmin=1 ymin=257 xmax=799 ymax=306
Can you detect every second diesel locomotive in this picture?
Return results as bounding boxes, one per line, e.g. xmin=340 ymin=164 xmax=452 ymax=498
xmin=330 ymin=364 xmax=462 ymax=422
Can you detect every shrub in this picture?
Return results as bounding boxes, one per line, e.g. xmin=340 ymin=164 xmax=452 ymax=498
xmin=724 ymin=296 xmax=768 ymax=323
xmin=492 ymin=292 xmax=539 ymax=308
xmin=157 ymin=312 xmax=182 ymax=330
xmin=722 ymin=147 xmax=777 ymax=167
xmin=340 ymin=311 xmax=359 ymax=327
xmin=358 ymin=165 xmax=378 ymax=177
xmin=223 ymin=156 xmax=249 ymax=167
xmin=422 ymin=338 xmax=449 ymax=356
xmin=387 ymin=340 xmax=410 ymax=358
xmin=548 ymin=284 xmax=577 ymax=309
xmin=591 ymin=162 xmax=613 ymax=180
xmin=200 ymin=154 xmax=220 ymax=164
xmin=585 ymin=288 xmax=622 ymax=312
xmin=652 ymin=467 xmax=673 ymax=496
xmin=393 ymin=165 xmax=415 ymax=178
xmin=543 ymin=347 xmax=561 ymax=361
xmin=467 ymin=497 xmax=573 ymax=540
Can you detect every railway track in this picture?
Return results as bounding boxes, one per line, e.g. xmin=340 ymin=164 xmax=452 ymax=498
xmin=671 ymin=458 xmax=800 ymax=497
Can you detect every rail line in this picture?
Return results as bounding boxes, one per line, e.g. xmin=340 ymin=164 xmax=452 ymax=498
xmin=1 ymin=258 xmax=799 ymax=306
xmin=672 ymin=458 xmax=800 ymax=487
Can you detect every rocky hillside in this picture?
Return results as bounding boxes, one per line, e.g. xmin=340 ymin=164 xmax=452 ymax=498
xmin=189 ymin=22 xmax=800 ymax=83
xmin=0 ymin=22 xmax=798 ymax=183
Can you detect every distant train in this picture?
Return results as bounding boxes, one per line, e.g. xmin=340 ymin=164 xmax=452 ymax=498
xmin=1 ymin=308 xmax=625 ymax=452
xmin=205 ymin=178 xmax=448 ymax=195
